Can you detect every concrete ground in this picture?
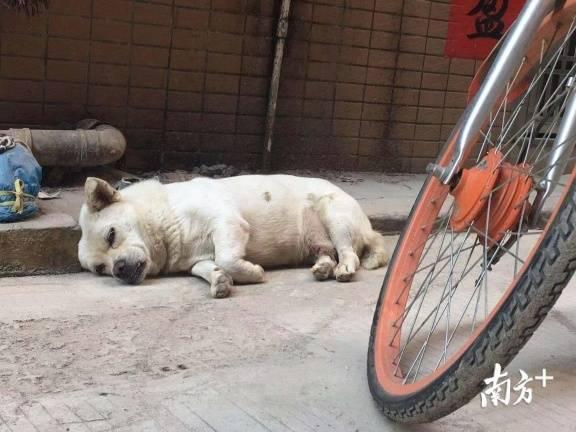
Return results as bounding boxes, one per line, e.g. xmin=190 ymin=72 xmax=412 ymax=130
xmin=1 ymin=170 xmax=575 ymax=430
xmin=1 ymin=252 xmax=576 ymax=431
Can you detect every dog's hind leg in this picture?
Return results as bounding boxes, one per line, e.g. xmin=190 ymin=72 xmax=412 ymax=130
xmin=303 ymin=208 xmax=337 ymax=281
xmin=191 ymin=260 xmax=233 ymax=298
xmin=361 ymin=230 xmax=389 ymax=269
xmin=213 ymin=220 xmax=266 ymax=284
xmin=310 ymin=193 xmax=366 ymax=282
xmin=333 ymin=247 xmax=360 ymax=282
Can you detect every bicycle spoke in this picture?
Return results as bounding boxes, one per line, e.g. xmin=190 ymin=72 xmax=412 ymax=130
xmin=469 ymin=225 xmax=526 ymax=264
xmin=397 ymin=227 xmax=475 ymax=376
xmin=394 ymin=207 xmax=454 ymax=305
xmin=515 ymin=201 xmax=529 ymax=276
xmin=391 ymin=215 xmax=454 ymax=355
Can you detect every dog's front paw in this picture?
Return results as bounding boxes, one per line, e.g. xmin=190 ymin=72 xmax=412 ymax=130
xmin=335 ymin=263 xmax=355 ymax=282
xmin=211 ymin=272 xmax=233 ymax=298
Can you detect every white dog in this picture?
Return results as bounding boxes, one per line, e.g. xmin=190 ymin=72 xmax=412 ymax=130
xmin=78 ymin=175 xmax=388 ymax=298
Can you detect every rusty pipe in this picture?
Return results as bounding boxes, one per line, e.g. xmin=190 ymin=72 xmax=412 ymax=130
xmin=0 ymin=119 xmax=126 ymax=167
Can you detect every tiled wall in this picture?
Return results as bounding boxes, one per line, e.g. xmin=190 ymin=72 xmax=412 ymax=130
xmin=0 ymin=0 xmax=478 ymax=173
xmin=275 ymin=0 xmax=478 ymax=171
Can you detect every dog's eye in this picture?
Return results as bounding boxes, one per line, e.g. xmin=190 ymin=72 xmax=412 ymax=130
xmin=95 ymin=264 xmax=105 ymax=275
xmin=106 ymin=227 xmax=116 ymax=247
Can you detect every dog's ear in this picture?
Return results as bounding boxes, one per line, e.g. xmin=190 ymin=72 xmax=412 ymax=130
xmin=85 ymin=177 xmax=119 ymax=212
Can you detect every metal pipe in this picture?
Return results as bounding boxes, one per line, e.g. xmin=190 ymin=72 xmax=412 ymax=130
xmin=428 ymin=0 xmax=557 ymax=184
xmin=261 ymin=0 xmax=292 ymax=172
xmin=0 ymin=119 xmax=126 ymax=167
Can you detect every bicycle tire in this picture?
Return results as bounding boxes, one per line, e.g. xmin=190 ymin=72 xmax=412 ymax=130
xmin=367 ymin=173 xmax=576 ymax=423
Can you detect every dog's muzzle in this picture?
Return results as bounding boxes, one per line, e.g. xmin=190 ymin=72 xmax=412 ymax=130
xmin=113 ymin=259 xmax=146 ymax=284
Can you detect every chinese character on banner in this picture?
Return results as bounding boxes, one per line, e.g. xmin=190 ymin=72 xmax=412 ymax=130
xmin=445 ymin=0 xmax=526 ymax=60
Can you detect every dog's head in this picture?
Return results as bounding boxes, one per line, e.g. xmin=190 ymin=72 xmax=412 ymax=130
xmin=78 ymin=177 xmax=152 ymax=285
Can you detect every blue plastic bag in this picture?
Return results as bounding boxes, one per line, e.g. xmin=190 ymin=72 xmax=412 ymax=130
xmin=0 ymin=137 xmax=42 ymax=223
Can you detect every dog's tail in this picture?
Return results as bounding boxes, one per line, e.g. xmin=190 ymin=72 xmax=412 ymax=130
xmin=361 ymin=230 xmax=389 ymax=270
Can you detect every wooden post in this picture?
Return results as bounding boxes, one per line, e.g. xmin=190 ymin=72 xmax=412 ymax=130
xmin=261 ymin=0 xmax=292 ymax=172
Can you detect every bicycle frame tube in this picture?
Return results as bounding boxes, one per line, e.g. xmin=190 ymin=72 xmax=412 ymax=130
xmin=427 ymin=0 xmax=557 ymax=184
xmin=531 ymin=79 xmax=576 ymax=225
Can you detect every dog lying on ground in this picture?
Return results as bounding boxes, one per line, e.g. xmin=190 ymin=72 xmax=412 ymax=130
xmin=78 ymin=175 xmax=389 ymax=298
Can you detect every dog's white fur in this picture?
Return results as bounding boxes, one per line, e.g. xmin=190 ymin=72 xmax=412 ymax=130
xmin=78 ymin=175 xmax=388 ymax=297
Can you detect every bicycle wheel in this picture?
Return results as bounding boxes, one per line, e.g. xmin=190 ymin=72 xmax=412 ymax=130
xmin=367 ymin=12 xmax=576 ymax=424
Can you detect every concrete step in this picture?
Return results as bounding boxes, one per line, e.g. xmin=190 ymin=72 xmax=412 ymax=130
xmin=0 ymin=211 xmax=81 ymax=276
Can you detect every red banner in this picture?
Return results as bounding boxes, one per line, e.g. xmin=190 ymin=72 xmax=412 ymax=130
xmin=445 ymin=0 xmax=526 ymax=60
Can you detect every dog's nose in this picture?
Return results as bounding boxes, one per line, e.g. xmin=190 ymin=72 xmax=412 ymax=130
xmin=113 ymin=259 xmax=126 ymax=278
xmin=112 ymin=259 xmax=146 ymax=284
